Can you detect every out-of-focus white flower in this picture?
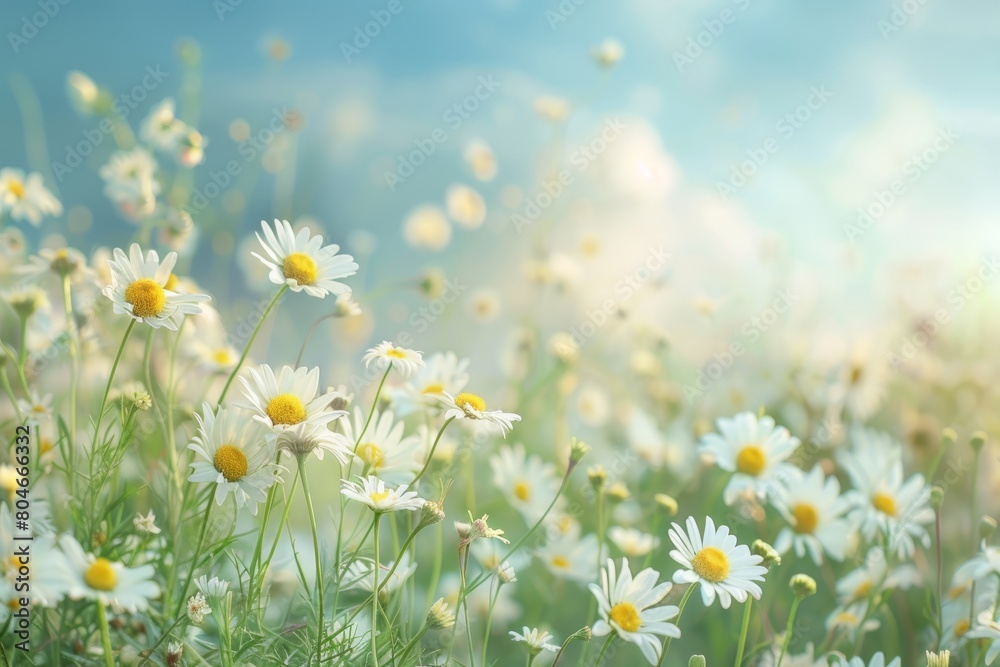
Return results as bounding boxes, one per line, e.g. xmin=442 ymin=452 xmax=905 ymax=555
xmin=403 ymin=205 xmax=452 ymax=251
xmin=463 ymin=139 xmax=497 ymax=181
xmin=445 ymin=184 xmax=487 ymax=229
xmin=0 ymin=168 xmax=63 ymax=226
xmin=592 ymin=39 xmax=624 ymax=67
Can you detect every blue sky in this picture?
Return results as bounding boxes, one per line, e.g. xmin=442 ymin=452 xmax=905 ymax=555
xmin=3 ymin=0 xmax=999 ymax=284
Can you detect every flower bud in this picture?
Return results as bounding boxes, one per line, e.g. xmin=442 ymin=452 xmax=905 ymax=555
xmin=790 ymin=573 xmax=817 ymax=599
xmin=587 ymin=465 xmax=607 ymax=491
xmin=654 ymin=493 xmax=679 ymax=517
xmin=419 ymin=500 xmax=445 ymax=529
xmin=606 ymin=482 xmax=630 ymax=502
xmin=926 ymin=650 xmax=950 ymax=667
xmin=752 ymin=539 xmax=781 ymax=570
xmin=426 ymin=598 xmax=456 ymax=630
xmin=131 ymin=391 xmax=153 ymax=412
xmin=688 ymin=656 xmax=707 ymax=667
xmin=569 ymin=438 xmax=590 ymax=466
xmin=930 ymin=485 xmax=945 ymax=509
xmin=971 ymin=431 xmax=988 ymax=454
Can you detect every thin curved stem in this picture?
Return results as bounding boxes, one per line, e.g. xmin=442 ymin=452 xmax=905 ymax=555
xmin=217 ymin=285 xmax=287 ymax=405
xmin=412 ymin=416 xmax=456 ymax=486
xmin=298 ymin=458 xmax=325 ymax=666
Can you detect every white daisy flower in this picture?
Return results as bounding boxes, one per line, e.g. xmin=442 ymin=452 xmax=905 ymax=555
xmin=16 ymin=390 xmax=52 ymax=419
xmin=10 ymin=532 xmax=72 ymax=607
xmin=253 ymin=219 xmax=358 ymax=298
xmin=509 ymin=627 xmax=559 ymax=655
xmin=16 ymin=246 xmax=94 ymax=284
xmin=843 ymin=461 xmax=933 ymax=559
xmin=968 ymin=611 xmax=1000 ymax=665
xmin=699 ymin=411 xmax=801 ymax=505
xmin=589 ymin=558 xmax=679 ymax=665
xmin=834 ymin=548 xmax=921 ymax=608
xmin=402 ymin=205 xmax=452 ymax=251
xmin=388 ymin=351 xmax=470 ymax=415
xmin=537 ymin=531 xmax=599 ymax=584
xmin=608 ymin=527 xmax=660 ymax=558
xmin=60 ymin=535 xmax=160 ymax=611
xmin=274 ymin=421 xmax=353 ymax=464
xmin=490 ymin=444 xmax=562 ymax=524
xmin=771 ymin=465 xmax=853 ymax=564
xmin=99 ymin=148 xmax=160 ymax=219
xmin=344 ymin=552 xmax=417 ymax=595
xmin=825 ymin=601 xmax=880 ymax=640
xmin=186 ymin=592 xmax=212 ymax=624
xmin=341 ymin=407 xmax=421 ymax=484
xmin=954 ymin=541 xmax=1000 ymax=587
xmin=668 ymin=516 xmax=768 ymax=609
xmin=463 ymin=139 xmax=497 ymax=182
xmin=66 ymin=71 xmax=99 ymax=115
xmin=194 ymin=575 xmax=231 ymax=600
xmin=239 ymin=364 xmax=347 ymax=433
xmin=838 ymin=425 xmax=905 ymax=492
xmin=341 ymin=475 xmax=425 ymax=513
xmin=362 ymin=340 xmax=425 ymax=378
xmin=438 ymin=391 xmax=521 ymax=437
xmin=445 ymin=183 xmax=487 ymax=229
xmin=187 ymin=404 xmax=282 ymax=515
xmin=592 ymin=38 xmax=625 ymax=67
xmin=132 ymin=510 xmax=160 ymax=535
xmin=831 ymin=651 xmax=902 ymax=667
xmin=140 ymin=98 xmax=188 ymax=151
xmin=102 ymin=243 xmax=210 ymax=329
xmin=0 ymin=168 xmax=63 ymax=226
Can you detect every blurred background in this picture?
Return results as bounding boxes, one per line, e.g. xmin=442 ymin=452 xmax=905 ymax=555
xmin=3 ymin=0 xmax=1000 ymax=433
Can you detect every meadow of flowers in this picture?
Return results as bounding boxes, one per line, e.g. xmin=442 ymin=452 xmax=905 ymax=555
xmin=2 ymin=20 xmax=1000 ymax=667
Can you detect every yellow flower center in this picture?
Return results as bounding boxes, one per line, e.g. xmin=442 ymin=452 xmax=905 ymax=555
xmin=550 ymin=555 xmax=570 ymax=569
xmin=357 ymin=443 xmax=384 ymax=468
xmin=384 ymin=347 xmax=407 ymax=359
xmin=691 ymin=546 xmax=730 ymax=583
xmin=422 ymin=383 xmax=445 ymax=395
xmin=282 ymin=252 xmax=318 ymax=285
xmin=513 ymin=480 xmax=531 ymax=501
xmin=834 ymin=611 xmax=859 ymax=627
xmin=84 ymin=558 xmax=118 ymax=591
xmin=609 ymin=601 xmax=642 ymax=633
xmin=948 ymin=584 xmax=967 ymax=600
xmin=872 ymin=492 xmax=896 ymax=517
xmin=735 ymin=445 xmax=766 ymax=476
xmin=164 ymin=273 xmax=179 ymax=291
xmin=369 ymin=490 xmax=391 ymax=504
xmin=455 ymin=392 xmax=486 ymax=413
xmin=955 ymin=618 xmax=970 ymax=636
xmin=266 ymin=394 xmax=307 ymax=425
xmin=5 ymin=598 xmax=18 ymax=611
xmin=213 ymin=349 xmax=233 ymax=365
xmin=124 ymin=278 xmax=167 ymax=318
xmin=792 ymin=503 xmax=819 ymax=534
xmin=213 ymin=444 xmax=249 ymax=482
xmin=851 ymin=581 xmax=872 ymax=601
xmin=8 ymin=180 xmax=24 ymax=199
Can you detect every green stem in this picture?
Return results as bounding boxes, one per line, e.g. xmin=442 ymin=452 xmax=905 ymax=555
xmin=92 ymin=320 xmax=136 ymax=450
xmin=481 ymin=579 xmax=501 ymax=667
xmin=96 ymin=601 xmax=114 ymax=667
xmin=299 ymin=458 xmax=325 ymax=666
xmin=353 ymin=365 xmax=393 ymax=451
xmin=217 ymin=285 xmax=287 ymax=404
xmin=395 ymin=625 xmax=428 ymax=666
xmin=734 ymin=598 xmax=754 ymax=667
xmin=173 ymin=491 xmax=214 ymax=618
xmin=61 ymin=275 xmax=79 ymax=446
xmin=411 ymin=416 xmax=456 ymax=485
xmin=594 ymin=635 xmax=615 ymax=666
xmin=657 ymin=584 xmax=695 ymax=667
xmin=776 ymin=597 xmax=801 ymax=667
xmin=17 ymin=314 xmax=28 ymax=373
xmin=372 ymin=512 xmax=382 ymax=667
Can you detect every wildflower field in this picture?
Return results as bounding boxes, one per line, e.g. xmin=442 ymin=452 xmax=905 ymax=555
xmin=1 ymin=3 xmax=999 ymax=666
